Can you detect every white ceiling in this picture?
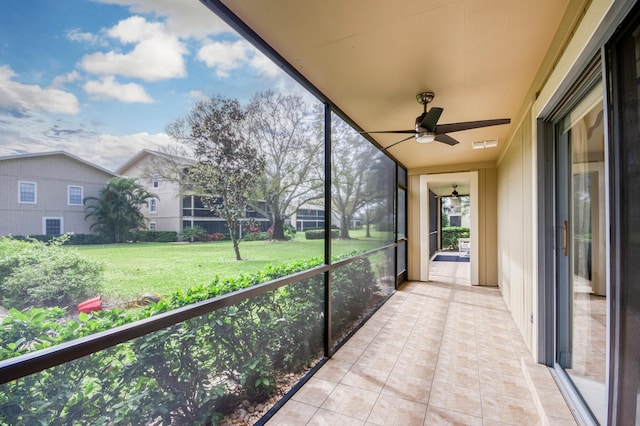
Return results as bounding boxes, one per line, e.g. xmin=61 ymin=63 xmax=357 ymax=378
xmin=219 ymin=0 xmax=571 ymax=169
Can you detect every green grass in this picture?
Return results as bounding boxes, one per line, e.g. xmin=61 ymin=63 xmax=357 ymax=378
xmin=73 ymin=230 xmax=391 ymax=304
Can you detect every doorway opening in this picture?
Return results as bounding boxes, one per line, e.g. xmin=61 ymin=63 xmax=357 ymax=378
xmin=419 ymin=171 xmax=478 ymax=285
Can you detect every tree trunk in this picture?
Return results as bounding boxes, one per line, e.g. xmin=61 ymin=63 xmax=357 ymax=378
xmin=271 ymin=217 xmax=286 ymax=240
xmin=228 ymin=221 xmax=242 ymax=260
xmin=232 ymin=238 xmax=242 ymax=260
xmin=340 ymin=215 xmax=350 ymax=239
xmin=365 ymin=222 xmax=371 ymax=238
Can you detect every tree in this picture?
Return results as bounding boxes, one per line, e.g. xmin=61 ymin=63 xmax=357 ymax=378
xmin=166 ymin=96 xmax=265 ymax=260
xmin=245 ymin=90 xmax=324 ymax=240
xmin=84 ymin=177 xmax=156 ymax=243
xmin=331 ymin=115 xmax=387 ymax=239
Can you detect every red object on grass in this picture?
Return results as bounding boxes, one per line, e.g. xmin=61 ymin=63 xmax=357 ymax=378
xmin=78 ymin=296 xmax=102 ymax=313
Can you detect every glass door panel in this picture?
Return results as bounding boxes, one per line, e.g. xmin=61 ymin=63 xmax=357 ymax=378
xmin=557 ymin=83 xmax=607 ymax=424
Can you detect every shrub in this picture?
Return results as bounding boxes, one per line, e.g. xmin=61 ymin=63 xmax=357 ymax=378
xmin=441 ymin=227 xmax=470 ymax=250
xmin=132 ymin=230 xmax=178 ymax=243
xmin=0 ymin=236 xmax=104 ymax=310
xmin=7 ymin=234 xmax=112 ymax=245
xmin=0 ymin=251 xmax=380 ymax=424
xmin=375 ymin=221 xmax=393 ymax=232
xmin=180 ymin=226 xmax=207 ymax=242
xmin=305 ymin=229 xmax=339 ymax=240
xmin=242 ymin=231 xmax=269 ymax=241
xmin=203 ymin=233 xmax=225 ymax=242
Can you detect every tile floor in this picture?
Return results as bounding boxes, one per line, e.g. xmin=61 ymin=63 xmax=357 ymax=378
xmin=267 ymin=276 xmax=577 ymax=425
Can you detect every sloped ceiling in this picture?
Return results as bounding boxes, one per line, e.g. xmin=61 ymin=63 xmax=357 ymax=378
xmin=218 ymin=0 xmax=570 ymax=169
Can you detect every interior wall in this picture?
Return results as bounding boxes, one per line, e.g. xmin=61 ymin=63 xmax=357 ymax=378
xmin=407 ymin=163 xmax=498 ymax=286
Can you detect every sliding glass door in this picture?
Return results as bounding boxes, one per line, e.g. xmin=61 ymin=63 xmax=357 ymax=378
xmin=555 ymin=82 xmax=607 ymax=424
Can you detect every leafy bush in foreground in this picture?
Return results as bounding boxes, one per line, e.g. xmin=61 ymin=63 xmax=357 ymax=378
xmin=0 ymin=236 xmax=104 ymax=310
xmin=0 ymin=253 xmax=381 ymax=425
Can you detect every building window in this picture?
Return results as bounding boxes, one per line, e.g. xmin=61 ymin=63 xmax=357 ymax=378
xmin=150 ymin=198 xmax=157 ymax=213
xmin=149 ymin=222 xmax=157 ymax=231
xmin=19 ymin=181 xmax=36 ymax=204
xmin=43 ymin=217 xmax=63 ymax=235
xmin=68 ymin=185 xmax=83 ymax=205
xmin=152 ymin=175 xmax=159 ymax=189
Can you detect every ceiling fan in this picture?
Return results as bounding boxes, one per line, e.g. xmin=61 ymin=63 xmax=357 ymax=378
xmin=435 ymin=184 xmax=469 ymax=198
xmin=362 ymin=92 xmax=511 ymax=150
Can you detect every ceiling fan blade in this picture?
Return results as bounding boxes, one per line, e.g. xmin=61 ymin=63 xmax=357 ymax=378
xmin=420 ymin=107 xmax=444 ymax=132
xmin=360 ymin=130 xmax=416 ymax=134
xmin=383 ymin=135 xmax=416 ymax=150
xmin=435 ymin=133 xmax=459 ymax=146
xmin=435 ymin=118 xmax=510 ymax=134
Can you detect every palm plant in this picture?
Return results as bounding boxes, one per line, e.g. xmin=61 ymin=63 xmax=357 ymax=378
xmin=84 ymin=177 xmax=156 ymax=243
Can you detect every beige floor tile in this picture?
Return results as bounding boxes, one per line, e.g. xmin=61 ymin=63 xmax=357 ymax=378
xmin=341 ymin=365 xmax=390 ymax=392
xmin=307 ymin=408 xmax=366 ymax=426
xmin=424 ymin=406 xmax=483 ymax=425
xmin=480 ymin=391 xmax=539 ymax=424
xmin=267 ymin=400 xmax=318 ymax=425
xmin=290 ymin=377 xmax=337 ymax=407
xmin=264 ymin=280 xmax=576 ymax=426
xmin=332 ymin=343 xmax=366 ymax=365
xmin=367 ymin=394 xmax=427 ymax=425
xmin=428 ymin=380 xmax=483 ymax=417
xmin=381 ymin=371 xmax=432 ymax=403
xmin=313 ymin=359 xmax=351 ymax=383
xmin=320 ymin=383 xmax=379 ymax=421
xmin=546 ymin=416 xmax=578 ymax=425
xmin=433 ymin=365 xmax=480 ymax=389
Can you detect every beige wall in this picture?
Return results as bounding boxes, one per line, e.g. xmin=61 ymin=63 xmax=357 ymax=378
xmin=406 ymin=162 xmax=498 ymax=286
xmin=496 ymin=110 xmax=535 ymax=352
xmin=0 ymin=154 xmax=115 ymax=236
xmin=118 ymin=153 xmax=183 ymax=233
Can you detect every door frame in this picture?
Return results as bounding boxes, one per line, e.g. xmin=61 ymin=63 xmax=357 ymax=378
xmin=419 ymin=171 xmax=479 ymax=285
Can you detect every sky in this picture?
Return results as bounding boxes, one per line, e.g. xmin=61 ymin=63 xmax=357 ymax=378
xmin=0 ymin=0 xmax=301 ymax=170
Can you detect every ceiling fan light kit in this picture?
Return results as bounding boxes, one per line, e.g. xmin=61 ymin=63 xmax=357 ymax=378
xmin=416 ymin=132 xmax=436 ymax=143
xmin=361 ymin=91 xmax=511 ymax=150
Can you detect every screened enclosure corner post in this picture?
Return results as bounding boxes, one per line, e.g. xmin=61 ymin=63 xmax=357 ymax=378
xmin=324 ymin=103 xmax=332 ymax=357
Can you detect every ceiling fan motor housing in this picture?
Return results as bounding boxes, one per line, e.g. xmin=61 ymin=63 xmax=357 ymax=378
xmin=416 ymin=92 xmax=435 ymax=105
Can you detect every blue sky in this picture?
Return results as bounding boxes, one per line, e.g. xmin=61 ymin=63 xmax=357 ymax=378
xmin=0 ymin=0 xmax=299 ymax=170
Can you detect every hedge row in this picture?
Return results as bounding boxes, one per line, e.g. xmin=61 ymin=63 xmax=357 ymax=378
xmin=7 ymin=231 xmax=179 ymax=245
xmin=441 ymin=227 xmax=470 ymax=250
xmin=305 ymin=229 xmax=339 ymax=239
xmin=8 ymin=233 xmax=113 ymax=245
xmin=0 ymin=253 xmax=380 ymax=425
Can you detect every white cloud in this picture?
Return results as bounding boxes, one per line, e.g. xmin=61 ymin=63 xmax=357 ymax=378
xmin=197 ymin=40 xmax=250 ymax=78
xmin=107 ymin=15 xmax=161 ymax=43
xmin=80 ymin=16 xmax=186 ymax=81
xmin=0 ymin=66 xmax=80 ymax=114
xmin=66 ymin=28 xmax=105 ymax=46
xmin=93 ymin=0 xmax=230 ymax=38
xmin=249 ymin=50 xmax=282 ymax=78
xmin=0 ymin=125 xmax=172 ymax=171
xmin=197 ymin=40 xmax=284 ymax=79
xmin=51 ymin=71 xmax=81 ymax=89
xmin=95 ymin=132 xmax=173 ymax=169
xmin=187 ymin=90 xmax=207 ymax=100
xmin=84 ymin=76 xmax=154 ymax=103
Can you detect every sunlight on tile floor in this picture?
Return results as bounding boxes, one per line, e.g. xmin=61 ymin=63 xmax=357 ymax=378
xmin=266 ymin=279 xmax=577 ymax=425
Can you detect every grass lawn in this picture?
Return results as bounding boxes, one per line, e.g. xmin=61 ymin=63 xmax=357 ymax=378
xmin=73 ymin=230 xmax=391 ymax=304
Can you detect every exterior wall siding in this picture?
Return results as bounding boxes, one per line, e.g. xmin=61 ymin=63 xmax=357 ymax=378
xmin=117 ymin=152 xmax=183 ymax=233
xmin=497 ymin=110 xmax=535 ymax=353
xmin=0 ymin=154 xmax=115 ymax=236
